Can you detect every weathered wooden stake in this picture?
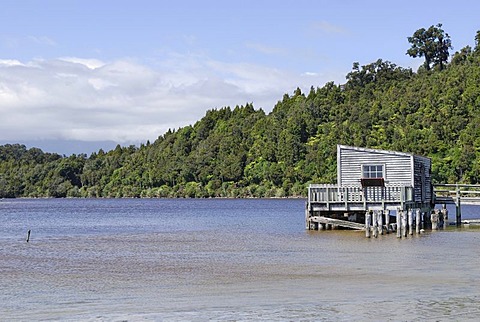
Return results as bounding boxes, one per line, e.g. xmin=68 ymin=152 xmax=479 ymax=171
xmin=401 ymin=210 xmax=407 ymax=237
xmin=365 ymin=211 xmax=371 ymax=238
xmin=416 ymin=209 xmax=421 ymax=234
xmin=384 ymin=209 xmax=390 ymax=233
xmin=396 ymin=209 xmax=402 ymax=238
xmin=26 ymin=229 xmax=31 ymax=243
xmin=456 ymin=185 xmax=462 ymax=226
xmin=305 ymin=203 xmax=310 ymax=229
xmin=378 ymin=210 xmax=383 ymax=235
xmin=431 ymin=209 xmax=439 ymax=230
xmin=408 ymin=209 xmax=413 ymax=235
xmin=441 ymin=204 xmax=448 ymax=229
xmin=422 ymin=212 xmax=428 ymax=230
xmin=372 ymin=211 xmax=378 ymax=238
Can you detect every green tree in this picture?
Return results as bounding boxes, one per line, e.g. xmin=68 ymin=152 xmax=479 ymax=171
xmin=407 ymin=23 xmax=452 ymax=71
xmin=475 ymin=30 xmax=480 ymax=52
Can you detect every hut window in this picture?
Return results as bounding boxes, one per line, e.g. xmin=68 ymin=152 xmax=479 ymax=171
xmin=361 ymin=165 xmax=385 ymax=187
xmin=362 ymin=165 xmax=384 ymax=178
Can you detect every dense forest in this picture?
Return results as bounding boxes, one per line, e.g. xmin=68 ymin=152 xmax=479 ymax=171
xmin=2 ymin=26 xmax=480 ymax=198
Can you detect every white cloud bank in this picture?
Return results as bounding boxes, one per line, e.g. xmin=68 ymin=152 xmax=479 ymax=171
xmin=0 ymin=55 xmax=340 ymax=145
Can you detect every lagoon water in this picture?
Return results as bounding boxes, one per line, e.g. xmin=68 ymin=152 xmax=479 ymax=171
xmin=1 ymin=198 xmax=480 ymax=321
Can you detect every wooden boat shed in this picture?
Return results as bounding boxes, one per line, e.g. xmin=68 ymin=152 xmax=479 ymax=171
xmin=306 ymin=145 xmax=433 ymax=231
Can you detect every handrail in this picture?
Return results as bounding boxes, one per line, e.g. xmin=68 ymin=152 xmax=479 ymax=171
xmin=308 ymin=184 xmax=413 ymax=203
xmin=434 ymin=183 xmax=480 ymax=188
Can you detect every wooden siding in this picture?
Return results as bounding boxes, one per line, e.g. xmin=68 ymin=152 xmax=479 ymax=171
xmin=336 ymin=145 xmax=433 ymax=204
xmin=337 ymin=145 xmax=413 ymax=187
xmin=413 ymin=155 xmax=432 ymax=203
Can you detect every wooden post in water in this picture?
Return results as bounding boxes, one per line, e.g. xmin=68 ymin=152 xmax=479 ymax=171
xmin=415 ymin=209 xmax=421 ymax=234
xmin=365 ymin=210 xmax=371 ymax=238
xmin=456 ymin=184 xmax=461 ymax=226
xmin=26 ymin=230 xmax=31 ymax=243
xmin=372 ymin=211 xmax=378 ymax=238
xmin=384 ymin=209 xmax=390 ymax=233
xmin=441 ymin=204 xmax=448 ymax=229
xmin=408 ymin=209 xmax=413 ymax=235
xmin=377 ymin=210 xmax=383 ymax=235
xmin=431 ymin=209 xmax=439 ymax=230
xmin=401 ymin=210 xmax=407 ymax=237
xmin=396 ymin=209 xmax=402 ymax=238
xmin=423 ymin=211 xmax=429 ymax=230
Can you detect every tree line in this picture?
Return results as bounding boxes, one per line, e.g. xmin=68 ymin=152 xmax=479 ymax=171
xmin=2 ymin=25 xmax=480 ymax=198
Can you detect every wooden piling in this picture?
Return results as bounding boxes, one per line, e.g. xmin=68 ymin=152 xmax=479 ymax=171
xmin=441 ymin=204 xmax=448 ymax=229
xmin=408 ymin=209 xmax=413 ymax=235
xmin=365 ymin=211 xmax=371 ymax=238
xmin=401 ymin=210 xmax=407 ymax=237
xmin=396 ymin=210 xmax=402 ymax=238
xmin=415 ymin=209 xmax=421 ymax=234
xmin=384 ymin=209 xmax=390 ymax=233
xmin=26 ymin=230 xmax=31 ymax=243
xmin=455 ymin=184 xmax=461 ymax=226
xmin=432 ymin=209 xmax=440 ymax=230
xmin=377 ymin=210 xmax=383 ymax=235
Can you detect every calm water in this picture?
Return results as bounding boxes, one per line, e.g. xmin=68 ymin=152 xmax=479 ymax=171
xmin=1 ymin=198 xmax=480 ymax=321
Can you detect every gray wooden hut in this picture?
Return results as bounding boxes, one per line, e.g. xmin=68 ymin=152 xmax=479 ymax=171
xmin=306 ymin=145 xmax=432 ymax=230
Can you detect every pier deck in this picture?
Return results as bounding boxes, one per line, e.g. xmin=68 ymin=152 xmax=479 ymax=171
xmin=306 ymin=183 xmax=480 ymax=236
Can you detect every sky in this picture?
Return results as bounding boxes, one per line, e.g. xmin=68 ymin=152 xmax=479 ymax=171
xmin=0 ymin=0 xmax=479 ymax=155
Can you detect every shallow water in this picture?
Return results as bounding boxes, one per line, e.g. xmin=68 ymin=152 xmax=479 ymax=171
xmin=1 ymin=199 xmax=480 ymax=321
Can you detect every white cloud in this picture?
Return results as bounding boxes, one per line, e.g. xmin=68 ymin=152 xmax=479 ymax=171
xmin=0 ymin=54 xmax=339 ymax=145
xmin=245 ymin=42 xmax=286 ymax=55
xmin=311 ymin=21 xmax=348 ymax=35
xmin=0 ymin=59 xmax=25 ymax=67
xmin=28 ymin=35 xmax=57 ymax=46
xmin=59 ymin=57 xmax=105 ymax=69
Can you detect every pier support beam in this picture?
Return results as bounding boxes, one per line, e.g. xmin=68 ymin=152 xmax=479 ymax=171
xmin=401 ymin=210 xmax=407 ymax=237
xmin=416 ymin=209 xmax=421 ymax=234
xmin=456 ymin=202 xmax=461 ymax=227
xmin=408 ymin=209 xmax=413 ymax=235
xmin=441 ymin=204 xmax=448 ymax=229
xmin=384 ymin=210 xmax=390 ymax=233
xmin=396 ymin=209 xmax=402 ymax=238
xmin=377 ymin=210 xmax=383 ymax=235
xmin=365 ymin=211 xmax=371 ymax=238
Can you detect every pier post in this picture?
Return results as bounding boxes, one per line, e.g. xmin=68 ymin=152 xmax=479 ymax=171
xmin=401 ymin=210 xmax=407 ymax=237
xmin=407 ymin=209 xmax=413 ymax=235
xmin=396 ymin=209 xmax=402 ymax=238
xmin=423 ymin=211 xmax=429 ymax=229
xmin=441 ymin=204 xmax=448 ymax=229
xmin=365 ymin=210 xmax=371 ymax=238
xmin=415 ymin=209 xmax=421 ymax=234
xmin=377 ymin=210 xmax=383 ymax=235
xmin=456 ymin=185 xmax=461 ymax=226
xmin=305 ymin=202 xmax=310 ymax=230
xmin=372 ymin=211 xmax=378 ymax=238
xmin=384 ymin=209 xmax=390 ymax=233
xmin=431 ymin=209 xmax=439 ymax=230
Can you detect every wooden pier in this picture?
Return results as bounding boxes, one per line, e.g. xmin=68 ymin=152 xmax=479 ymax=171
xmin=303 ymin=145 xmax=480 ymax=237
xmin=306 ymin=183 xmax=480 ymax=237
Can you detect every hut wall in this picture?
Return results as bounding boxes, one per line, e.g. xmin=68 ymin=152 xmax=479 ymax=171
xmin=337 ymin=145 xmax=413 ymax=187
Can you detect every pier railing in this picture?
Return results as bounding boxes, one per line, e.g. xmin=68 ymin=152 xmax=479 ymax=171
xmin=308 ymin=184 xmax=414 ymax=204
xmin=434 ymin=183 xmax=480 ymax=205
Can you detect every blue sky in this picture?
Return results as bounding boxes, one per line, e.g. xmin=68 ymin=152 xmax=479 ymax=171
xmin=0 ymin=0 xmax=479 ymax=154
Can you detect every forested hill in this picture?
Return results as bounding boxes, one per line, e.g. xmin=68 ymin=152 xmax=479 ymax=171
xmin=2 ymin=30 xmax=480 ymax=198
